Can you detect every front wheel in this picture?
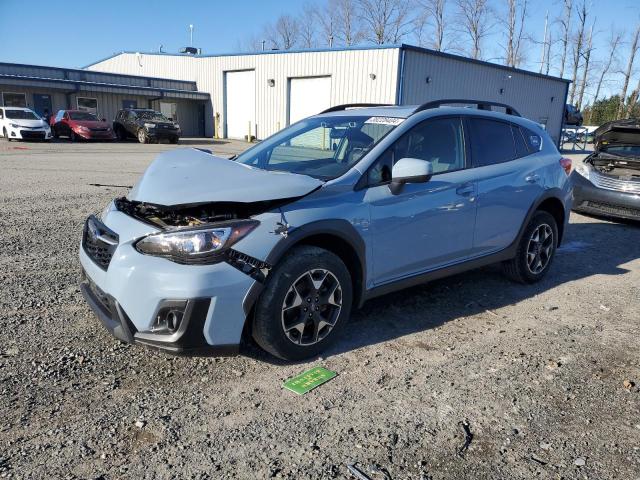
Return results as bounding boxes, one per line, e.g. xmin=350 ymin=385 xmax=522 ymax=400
xmin=503 ymin=211 xmax=558 ymax=284
xmin=137 ymin=128 xmax=148 ymax=144
xmin=252 ymin=246 xmax=353 ymax=361
xmin=3 ymin=128 xmax=10 ymax=141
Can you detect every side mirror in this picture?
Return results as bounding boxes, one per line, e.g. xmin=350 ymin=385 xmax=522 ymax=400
xmin=390 ymin=158 xmax=433 ymax=193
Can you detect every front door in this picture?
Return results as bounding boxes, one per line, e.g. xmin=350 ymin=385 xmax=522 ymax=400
xmin=364 ymin=117 xmax=478 ymax=285
xmin=33 ymin=94 xmax=52 ymax=119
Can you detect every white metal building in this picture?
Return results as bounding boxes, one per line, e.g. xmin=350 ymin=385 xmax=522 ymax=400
xmin=48 ymin=44 xmax=572 ymax=143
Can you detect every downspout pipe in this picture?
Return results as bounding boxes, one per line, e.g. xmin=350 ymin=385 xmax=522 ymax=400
xmin=396 ymin=47 xmax=406 ymax=105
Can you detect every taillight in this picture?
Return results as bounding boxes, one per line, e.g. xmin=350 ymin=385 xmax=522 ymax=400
xmin=559 ymin=157 xmax=572 ymax=175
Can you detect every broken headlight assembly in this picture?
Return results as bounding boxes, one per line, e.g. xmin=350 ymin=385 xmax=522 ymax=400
xmin=134 ymin=220 xmax=258 ymax=265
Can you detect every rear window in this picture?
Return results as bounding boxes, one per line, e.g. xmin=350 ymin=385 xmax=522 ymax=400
xmin=468 ymin=118 xmax=516 ymax=167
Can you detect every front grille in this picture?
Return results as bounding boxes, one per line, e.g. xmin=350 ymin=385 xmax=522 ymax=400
xmin=82 ymin=216 xmax=119 ymax=270
xmin=581 ymin=201 xmax=640 ymax=218
xmin=20 ymin=130 xmax=45 ymax=139
xmin=591 ymin=170 xmax=640 ymax=194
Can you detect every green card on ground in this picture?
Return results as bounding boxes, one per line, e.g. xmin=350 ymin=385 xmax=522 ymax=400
xmin=283 ymin=366 xmax=337 ymax=395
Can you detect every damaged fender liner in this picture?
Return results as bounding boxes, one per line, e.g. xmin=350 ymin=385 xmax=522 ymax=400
xmin=114 ymin=197 xmax=275 ymax=282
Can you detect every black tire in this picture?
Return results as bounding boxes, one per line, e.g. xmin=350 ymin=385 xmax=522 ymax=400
xmin=170 ymin=137 xmax=179 ymax=144
xmin=503 ymin=211 xmax=558 ymax=284
xmin=3 ymin=128 xmax=10 ymax=141
xmin=116 ymin=126 xmax=127 ymax=141
xmin=70 ymin=130 xmax=78 ymax=142
xmin=252 ymin=245 xmax=353 ymax=361
xmin=137 ymin=128 xmax=148 ymax=144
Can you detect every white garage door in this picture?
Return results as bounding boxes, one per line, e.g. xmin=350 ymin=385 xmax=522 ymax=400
xmin=288 ymin=76 xmax=331 ymax=125
xmin=225 ymin=70 xmax=255 ymax=139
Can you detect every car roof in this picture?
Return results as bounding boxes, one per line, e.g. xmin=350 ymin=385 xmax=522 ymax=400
xmin=314 ymin=104 xmax=539 ymax=129
xmin=2 ymin=106 xmax=33 ymax=111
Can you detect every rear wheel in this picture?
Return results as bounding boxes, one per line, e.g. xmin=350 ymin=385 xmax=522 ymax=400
xmin=503 ymin=211 xmax=558 ymax=284
xmin=252 ymin=246 xmax=353 ymax=361
xmin=137 ymin=128 xmax=148 ymax=144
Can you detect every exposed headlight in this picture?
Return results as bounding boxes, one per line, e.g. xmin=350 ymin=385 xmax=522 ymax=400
xmin=144 ymin=123 xmax=156 ymax=129
xmin=77 ymin=125 xmax=90 ymax=131
xmin=174 ymin=123 xmax=180 ymax=130
xmin=134 ymin=220 xmax=259 ymax=264
xmin=10 ymin=123 xmax=20 ymax=129
xmin=574 ymin=162 xmax=591 ymax=180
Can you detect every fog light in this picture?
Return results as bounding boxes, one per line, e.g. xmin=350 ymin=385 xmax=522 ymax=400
xmin=151 ymin=301 xmax=188 ymax=334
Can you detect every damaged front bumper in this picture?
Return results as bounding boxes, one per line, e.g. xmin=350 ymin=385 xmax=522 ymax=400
xmin=78 ymin=209 xmax=270 ymax=355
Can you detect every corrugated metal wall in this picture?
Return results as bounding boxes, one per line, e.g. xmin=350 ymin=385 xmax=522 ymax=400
xmin=88 ymin=47 xmax=568 ymax=142
xmin=400 ymin=49 xmax=568 ymax=144
xmin=88 ymin=49 xmax=401 ymax=139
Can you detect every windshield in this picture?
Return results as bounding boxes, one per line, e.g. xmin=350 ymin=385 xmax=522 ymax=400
xmin=602 ymin=145 xmax=640 ymax=157
xmin=69 ymin=111 xmax=98 ymax=121
xmin=235 ymin=115 xmax=402 ymax=180
xmin=5 ymin=109 xmax=39 ymax=120
xmin=137 ymin=110 xmax=169 ymax=122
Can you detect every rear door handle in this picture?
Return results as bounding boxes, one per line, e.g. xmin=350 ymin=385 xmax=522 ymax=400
xmin=525 ymin=174 xmax=541 ymax=183
xmin=456 ymin=183 xmax=475 ymax=196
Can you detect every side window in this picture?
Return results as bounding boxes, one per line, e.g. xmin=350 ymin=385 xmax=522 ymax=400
xmin=521 ymin=127 xmax=542 ymax=153
xmin=0 ymin=109 xmax=3 ymax=119
xmin=468 ymin=118 xmax=516 ymax=167
xmin=512 ymin=125 xmax=529 ymax=158
xmin=367 ymin=117 xmax=465 ymax=186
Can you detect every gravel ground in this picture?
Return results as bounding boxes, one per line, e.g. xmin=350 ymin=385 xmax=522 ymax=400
xmin=1 ymin=140 xmax=639 ymax=480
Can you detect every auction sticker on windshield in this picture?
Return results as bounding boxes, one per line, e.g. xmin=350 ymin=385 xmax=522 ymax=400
xmin=283 ymin=366 xmax=337 ymax=395
xmin=365 ymin=116 xmax=404 ymax=126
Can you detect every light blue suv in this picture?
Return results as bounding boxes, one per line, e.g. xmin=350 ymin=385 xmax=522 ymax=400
xmin=80 ymin=101 xmax=573 ymax=360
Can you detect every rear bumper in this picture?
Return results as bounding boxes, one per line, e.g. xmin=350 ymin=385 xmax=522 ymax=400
xmin=571 ymin=171 xmax=640 ymax=220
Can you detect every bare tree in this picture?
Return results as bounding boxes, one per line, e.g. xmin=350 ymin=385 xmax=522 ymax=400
xmin=331 ymin=0 xmax=363 ymax=46
xmin=455 ymin=0 xmax=495 ymax=60
xmin=357 ymin=0 xmax=414 ymax=45
xmin=317 ymin=3 xmax=340 ymax=46
xmin=576 ymin=21 xmax=594 ymax=111
xmin=591 ymin=31 xmax=622 ymax=107
xmin=618 ymin=23 xmax=640 ymax=118
xmin=502 ymin=0 xmax=528 ymax=67
xmin=557 ymin=0 xmax=573 ymax=78
xmin=627 ymin=77 xmax=640 ymax=117
xmin=298 ymin=3 xmax=319 ymax=49
xmin=270 ymin=15 xmax=300 ymax=50
xmin=568 ymin=1 xmax=587 ymax=104
xmin=416 ymin=0 xmax=449 ymax=51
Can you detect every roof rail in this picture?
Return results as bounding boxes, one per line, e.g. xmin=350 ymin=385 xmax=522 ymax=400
xmin=320 ymin=103 xmax=394 ymax=114
xmin=414 ymin=99 xmax=521 ymax=117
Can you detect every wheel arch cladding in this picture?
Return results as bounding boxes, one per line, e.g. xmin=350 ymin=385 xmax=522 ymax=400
xmin=536 ymin=197 xmax=565 ymax=245
xmin=241 ymin=220 xmax=367 ymax=320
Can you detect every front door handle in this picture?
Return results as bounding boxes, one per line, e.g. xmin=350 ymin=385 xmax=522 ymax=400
xmin=525 ymin=173 xmax=541 ymax=183
xmin=456 ymin=183 xmax=475 ymax=196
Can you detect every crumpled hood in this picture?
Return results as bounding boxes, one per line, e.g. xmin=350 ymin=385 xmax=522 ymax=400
xmin=71 ymin=120 xmax=110 ymax=128
xmin=128 ymin=148 xmax=324 ymax=206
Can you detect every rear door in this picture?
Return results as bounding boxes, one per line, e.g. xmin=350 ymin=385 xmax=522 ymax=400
xmin=466 ymin=117 xmax=544 ymax=255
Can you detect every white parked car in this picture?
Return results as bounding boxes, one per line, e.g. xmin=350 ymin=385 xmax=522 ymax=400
xmin=0 ymin=106 xmax=52 ymax=141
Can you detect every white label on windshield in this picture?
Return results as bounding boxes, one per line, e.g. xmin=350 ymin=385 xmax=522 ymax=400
xmin=365 ymin=116 xmax=404 ymax=126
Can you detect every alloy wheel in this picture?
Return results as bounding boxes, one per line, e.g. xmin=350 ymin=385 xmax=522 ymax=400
xmin=526 ymin=223 xmax=553 ymax=274
xmin=281 ymin=269 xmax=343 ymax=346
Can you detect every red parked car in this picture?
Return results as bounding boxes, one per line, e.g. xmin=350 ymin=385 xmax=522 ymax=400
xmin=51 ymin=110 xmax=116 ymax=141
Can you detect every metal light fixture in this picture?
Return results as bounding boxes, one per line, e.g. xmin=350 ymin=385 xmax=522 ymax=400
xmin=369 ymin=73 xmax=376 ymax=80
xmin=267 ymin=79 xmax=275 ymax=87
xmin=426 ymin=76 xmax=432 ymax=84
